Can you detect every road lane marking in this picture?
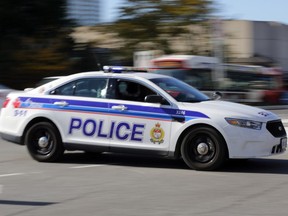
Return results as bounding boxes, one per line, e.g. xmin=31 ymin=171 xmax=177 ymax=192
xmin=70 ymin=163 xmax=119 ymax=169
xmin=0 ymin=173 xmax=24 ymax=178
xmin=70 ymin=164 xmax=107 ymax=169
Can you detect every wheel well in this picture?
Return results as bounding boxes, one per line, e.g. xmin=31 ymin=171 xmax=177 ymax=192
xmin=173 ymin=123 xmax=229 ymax=159
xmin=21 ymin=117 xmax=61 ymax=145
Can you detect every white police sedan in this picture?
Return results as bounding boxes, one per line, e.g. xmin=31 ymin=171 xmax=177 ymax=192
xmin=0 ymin=68 xmax=286 ymax=170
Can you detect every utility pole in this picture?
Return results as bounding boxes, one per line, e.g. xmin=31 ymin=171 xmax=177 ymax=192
xmin=211 ymin=18 xmax=225 ymax=90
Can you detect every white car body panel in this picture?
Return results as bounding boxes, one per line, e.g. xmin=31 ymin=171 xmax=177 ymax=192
xmin=0 ymin=71 xmax=286 ymax=164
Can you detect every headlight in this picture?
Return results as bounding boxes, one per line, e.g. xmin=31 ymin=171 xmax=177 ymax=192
xmin=225 ymin=118 xmax=262 ymax=130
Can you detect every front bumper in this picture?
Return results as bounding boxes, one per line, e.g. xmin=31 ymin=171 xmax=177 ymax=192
xmin=224 ymin=121 xmax=287 ymax=158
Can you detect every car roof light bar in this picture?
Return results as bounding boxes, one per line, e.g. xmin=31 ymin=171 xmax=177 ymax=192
xmin=103 ymin=66 xmax=148 ymax=73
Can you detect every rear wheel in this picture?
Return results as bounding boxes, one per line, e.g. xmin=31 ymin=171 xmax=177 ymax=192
xmin=25 ymin=122 xmax=64 ymax=162
xmin=181 ymin=127 xmax=227 ymax=171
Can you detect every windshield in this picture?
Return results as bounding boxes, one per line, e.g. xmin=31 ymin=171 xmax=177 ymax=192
xmin=152 ymin=69 xmax=214 ymax=90
xmin=150 ymin=77 xmax=210 ymax=103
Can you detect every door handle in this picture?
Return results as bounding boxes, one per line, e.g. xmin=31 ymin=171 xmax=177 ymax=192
xmin=53 ymin=101 xmax=69 ymax=107
xmin=111 ymin=105 xmax=127 ymax=111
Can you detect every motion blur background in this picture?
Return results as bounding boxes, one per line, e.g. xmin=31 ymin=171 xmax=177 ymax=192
xmin=1 ymin=0 xmax=288 ymax=105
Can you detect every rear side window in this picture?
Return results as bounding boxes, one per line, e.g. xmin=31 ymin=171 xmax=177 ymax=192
xmin=50 ymin=78 xmax=108 ymax=98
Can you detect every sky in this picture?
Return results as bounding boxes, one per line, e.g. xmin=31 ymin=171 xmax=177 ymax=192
xmin=215 ymin=0 xmax=288 ymax=24
xmin=103 ymin=0 xmax=288 ymax=24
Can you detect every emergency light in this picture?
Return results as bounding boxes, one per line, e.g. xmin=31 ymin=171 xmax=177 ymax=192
xmin=103 ymin=66 xmax=148 ymax=73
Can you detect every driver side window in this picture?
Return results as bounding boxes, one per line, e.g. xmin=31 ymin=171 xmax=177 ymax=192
xmin=113 ymin=79 xmax=156 ymax=102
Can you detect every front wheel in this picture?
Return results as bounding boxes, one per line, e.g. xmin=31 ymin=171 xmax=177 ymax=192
xmin=181 ymin=127 xmax=228 ymax=171
xmin=25 ymin=122 xmax=64 ymax=162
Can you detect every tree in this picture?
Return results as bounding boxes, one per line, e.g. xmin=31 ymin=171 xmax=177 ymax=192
xmin=0 ymin=0 xmax=76 ymax=89
xmin=108 ymin=0 xmax=214 ymax=60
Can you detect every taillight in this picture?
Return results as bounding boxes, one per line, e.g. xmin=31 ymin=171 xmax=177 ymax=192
xmin=2 ymin=98 xmax=11 ymax=108
xmin=12 ymin=98 xmax=21 ymax=108
xmin=2 ymin=98 xmax=21 ymax=108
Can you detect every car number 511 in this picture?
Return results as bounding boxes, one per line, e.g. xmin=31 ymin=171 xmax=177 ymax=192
xmin=14 ymin=110 xmax=27 ymax=117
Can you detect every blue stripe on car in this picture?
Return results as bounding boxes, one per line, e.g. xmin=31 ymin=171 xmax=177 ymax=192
xmin=18 ymin=97 xmax=209 ymax=121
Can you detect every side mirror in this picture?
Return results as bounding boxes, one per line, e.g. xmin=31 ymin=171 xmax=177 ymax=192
xmin=145 ymin=95 xmax=167 ymax=104
xmin=212 ymin=91 xmax=222 ymax=100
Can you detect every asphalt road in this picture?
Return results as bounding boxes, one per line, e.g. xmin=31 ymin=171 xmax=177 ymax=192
xmin=1 ymin=109 xmax=288 ymax=216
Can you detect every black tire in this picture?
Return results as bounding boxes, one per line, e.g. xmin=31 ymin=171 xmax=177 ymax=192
xmin=181 ymin=126 xmax=228 ymax=171
xmin=25 ymin=122 xmax=64 ymax=162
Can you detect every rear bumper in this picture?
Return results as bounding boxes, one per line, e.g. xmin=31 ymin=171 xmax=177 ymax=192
xmin=0 ymin=132 xmax=23 ymax=145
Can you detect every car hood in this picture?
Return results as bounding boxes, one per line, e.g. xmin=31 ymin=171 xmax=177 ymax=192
xmin=181 ymin=100 xmax=279 ymax=122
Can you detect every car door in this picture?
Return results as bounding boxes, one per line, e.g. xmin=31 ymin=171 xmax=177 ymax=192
xmin=106 ymin=78 xmax=173 ymax=155
xmin=49 ymin=77 xmax=111 ymax=149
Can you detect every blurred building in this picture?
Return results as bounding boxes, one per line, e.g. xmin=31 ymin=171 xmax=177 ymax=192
xmin=66 ymin=0 xmax=123 ymax=25
xmin=223 ymin=20 xmax=288 ymax=72
xmin=66 ymin=0 xmax=101 ymax=26
xmin=71 ymin=19 xmax=288 ymax=73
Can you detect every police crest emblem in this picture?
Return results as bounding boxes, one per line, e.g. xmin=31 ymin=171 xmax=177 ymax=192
xmin=150 ymin=123 xmax=165 ymax=144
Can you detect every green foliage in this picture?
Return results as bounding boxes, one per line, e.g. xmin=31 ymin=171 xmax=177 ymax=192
xmin=0 ymin=0 xmax=76 ymax=89
xmin=108 ymin=0 xmax=214 ymax=59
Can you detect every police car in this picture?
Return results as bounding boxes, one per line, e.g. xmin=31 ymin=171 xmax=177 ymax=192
xmin=0 ymin=67 xmax=286 ymax=171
